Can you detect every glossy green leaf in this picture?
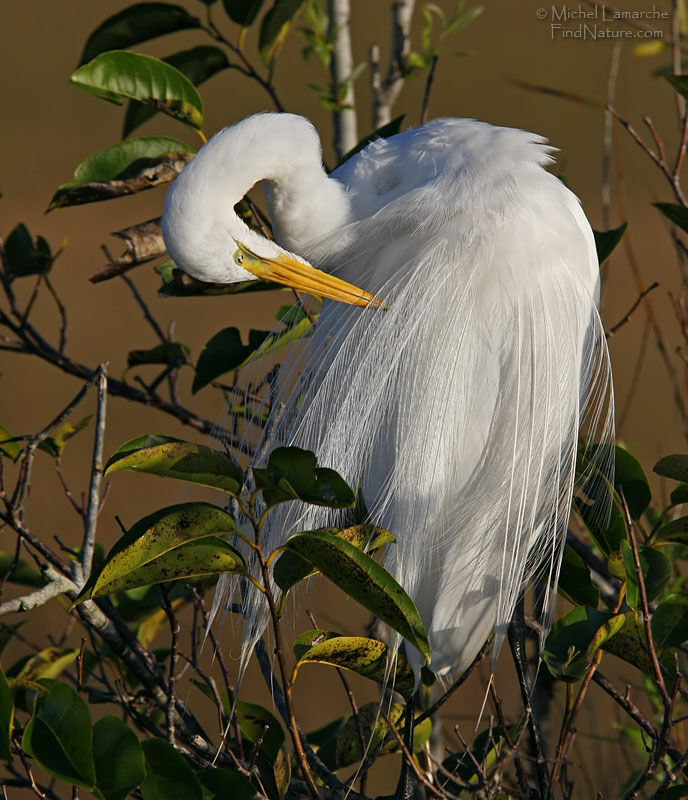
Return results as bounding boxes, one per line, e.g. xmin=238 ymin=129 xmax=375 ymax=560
xmin=254 ymin=447 xmax=355 ymax=509
xmin=259 ymin=0 xmax=304 ymax=66
xmin=243 ymin=316 xmax=314 ymax=365
xmin=0 ymin=552 xmax=43 ymax=587
xmin=223 ymin=0 xmax=265 ymax=25
xmin=653 ymin=202 xmax=688 ymax=234
xmin=335 ymin=702 xmax=431 ymax=768
xmin=621 ymin=542 xmax=671 ymax=610
xmin=124 ymin=46 xmax=229 ymax=137
xmin=541 ymin=605 xmax=626 ymax=682
xmin=127 ymin=342 xmax=190 ymax=368
xmin=600 ymin=611 xmax=653 ymax=673
xmin=0 ymin=426 xmax=20 ymax=459
xmin=4 ymin=224 xmax=52 ymax=279
xmin=273 ymin=524 xmax=394 ymax=592
xmin=198 ymin=767 xmax=257 ymax=800
xmin=93 ymin=716 xmax=146 ymax=800
xmin=0 ymin=669 xmax=13 ymax=761
xmin=338 ymin=115 xmax=405 ymax=166
xmin=574 ymin=495 xmax=626 ymax=558
xmin=192 ymin=327 xmax=270 ymax=392
xmin=74 ymin=503 xmax=244 ymax=603
xmin=592 ymin=222 xmax=628 ymax=266
xmin=651 ymin=593 xmax=688 ymax=647
xmin=39 ymin=415 xmax=93 ymax=459
xmin=49 ymin=137 xmax=194 ymax=210
xmin=293 ymin=631 xmax=415 ymax=698
xmin=18 ymin=648 xmax=79 ymax=681
xmin=23 ymin=682 xmax=95 ymax=789
xmin=140 ymin=738 xmax=202 ymax=800
xmin=655 ymin=514 xmax=688 ymax=544
xmin=235 ymin=700 xmax=284 ymax=761
xmin=654 ymin=453 xmax=688 ymax=482
xmin=71 ymin=51 xmax=204 ymax=131
xmin=557 ymin=545 xmax=600 ymax=608
xmin=285 ymin=529 xmax=430 ymax=662
xmin=80 ymin=3 xmax=201 ymax=64
xmin=105 ymin=434 xmax=243 ymax=495
xmin=614 ymin=446 xmax=651 ymax=520
xmin=157 ymin=261 xmax=277 ymax=297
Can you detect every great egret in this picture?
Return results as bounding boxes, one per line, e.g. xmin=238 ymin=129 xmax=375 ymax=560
xmin=162 ymin=112 xmax=614 ymax=679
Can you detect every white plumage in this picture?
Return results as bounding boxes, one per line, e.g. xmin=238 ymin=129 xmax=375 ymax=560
xmin=162 ymin=113 xmax=614 ymax=679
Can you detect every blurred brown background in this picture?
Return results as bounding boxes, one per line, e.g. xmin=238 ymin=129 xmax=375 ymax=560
xmin=0 ymin=0 xmax=685 ymax=795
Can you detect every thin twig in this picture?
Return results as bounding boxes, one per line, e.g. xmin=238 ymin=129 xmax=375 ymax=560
xmin=420 ymin=55 xmax=438 ymax=125
xmin=160 ymin=587 xmax=180 ymax=746
xmin=605 ymin=282 xmax=659 ymax=338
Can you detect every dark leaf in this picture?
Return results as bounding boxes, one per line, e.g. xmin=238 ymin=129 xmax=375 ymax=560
xmin=621 ymin=542 xmax=671 ymax=610
xmin=192 ymin=327 xmax=270 ymax=392
xmin=22 ymin=682 xmax=95 ymax=789
xmin=600 ymin=611 xmax=653 ymax=673
xmin=670 ymin=482 xmax=688 ymax=504
xmin=50 ymin=138 xmax=193 ymax=210
xmin=235 ymin=700 xmax=284 ymax=762
xmin=124 ymin=46 xmax=229 ymax=137
xmin=259 ymin=0 xmax=305 ymax=66
xmin=223 ymin=0 xmax=265 ymax=26
xmin=197 ymin=767 xmax=256 ymax=800
xmin=557 ymin=545 xmax=600 ymax=607
xmin=157 ymin=262 xmax=277 ymax=296
xmin=337 ymin=115 xmax=405 ymax=166
xmin=104 ymin=434 xmax=243 ymax=495
xmin=0 ymin=624 xmax=22 ymax=657
xmin=285 ymin=530 xmax=430 ymax=662
xmin=592 ymin=222 xmax=628 ymax=266
xmin=651 ymin=593 xmax=688 ymax=647
xmin=253 ymin=446 xmax=355 ymax=509
xmin=0 ymin=669 xmax=13 ymax=761
xmin=0 ymin=552 xmax=43 ymax=587
xmin=614 ymin=446 xmax=651 ymax=520
xmin=655 ymin=514 xmax=688 ymax=544
xmin=653 ymin=202 xmax=688 ymax=234
xmin=93 ymin=716 xmax=146 ymax=800
xmin=127 ymin=342 xmax=190 ymax=368
xmin=574 ymin=495 xmax=626 ymax=558
xmin=4 ymin=224 xmax=52 ymax=279
xmin=80 ymin=3 xmax=201 ymax=64
xmin=71 ymin=51 xmax=204 ymax=131
xmin=654 ymin=453 xmax=688 ymax=482
xmin=140 ymin=738 xmax=202 ymax=800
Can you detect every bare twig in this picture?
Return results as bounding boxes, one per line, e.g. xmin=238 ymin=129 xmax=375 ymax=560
xmin=605 ymin=282 xmax=659 ymax=338
xmin=161 ymin=587 xmax=180 ymax=745
xmin=420 ymin=55 xmax=439 ymax=125
xmin=0 ymin=566 xmax=77 ymax=615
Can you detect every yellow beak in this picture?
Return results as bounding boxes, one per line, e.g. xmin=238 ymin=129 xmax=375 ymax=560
xmin=235 ymin=243 xmax=383 ymax=308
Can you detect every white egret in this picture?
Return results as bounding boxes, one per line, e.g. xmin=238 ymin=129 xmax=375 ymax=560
xmin=162 ymin=113 xmax=614 ymax=679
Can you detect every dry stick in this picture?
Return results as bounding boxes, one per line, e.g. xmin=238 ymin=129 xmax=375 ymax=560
xmin=648 ymin=743 xmax=688 ymax=798
xmin=419 ymin=55 xmax=439 ymax=126
xmin=121 ymin=275 xmax=167 ymax=343
xmin=489 ymin=681 xmax=531 ymax=798
xmin=605 ymin=282 xmax=660 ymax=338
xmin=370 ymin=0 xmax=416 ymax=127
xmin=328 ymin=0 xmax=358 ymax=160
xmin=44 ymin=276 xmax=67 ymax=355
xmin=160 ymin=588 xmax=180 ymax=746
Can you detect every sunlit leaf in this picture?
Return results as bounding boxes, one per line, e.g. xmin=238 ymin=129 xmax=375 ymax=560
xmin=600 ymin=611 xmax=653 ymax=673
xmin=105 ymin=434 xmax=243 ymax=495
xmin=18 ymin=648 xmax=79 ymax=681
xmin=39 ymin=415 xmax=93 ymax=459
xmin=0 ymin=426 xmax=20 ymax=459
xmin=259 ymin=0 xmax=304 ymax=66
xmin=292 ymin=631 xmax=415 ymax=698
xmin=235 ymin=700 xmax=284 ymax=762
xmin=285 ymin=529 xmax=430 ymax=663
xmin=80 ymin=3 xmax=201 ymax=64
xmin=71 ymin=51 xmax=204 ymax=131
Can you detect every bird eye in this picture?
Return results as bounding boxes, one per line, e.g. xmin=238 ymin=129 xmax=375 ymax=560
xmin=234 ymin=250 xmax=244 ymax=266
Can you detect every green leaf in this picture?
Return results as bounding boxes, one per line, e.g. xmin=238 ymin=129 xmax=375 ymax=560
xmin=124 ymin=46 xmax=229 ymax=137
xmin=104 ymin=434 xmax=243 ymax=495
xmin=71 ymin=51 xmax=204 ymax=131
xmin=49 ymin=137 xmax=194 ymax=210
xmin=653 ymin=202 xmax=688 ymax=234
xmin=18 ymin=648 xmax=79 ymax=681
xmin=592 ymin=222 xmax=628 ymax=266
xmin=273 ymin=524 xmax=394 ymax=593
xmin=541 ymin=605 xmax=626 ymax=682
xmin=0 ymin=669 xmax=14 ymax=761
xmin=670 ymin=482 xmax=688 ymax=504
xmin=258 ymin=0 xmax=305 ymax=66
xmin=655 ymin=514 xmax=688 ymax=544
xmin=192 ymin=327 xmax=270 ymax=392
xmin=615 ymin=446 xmax=651 ymax=520
xmin=661 ymin=786 xmax=688 ymax=800
xmin=157 ymin=261 xmax=277 ymax=297
xmin=80 ymin=3 xmax=201 ymax=64
xmin=292 ymin=631 xmax=415 ymax=698
xmin=23 ymin=682 xmax=95 ymax=789
xmin=39 ymin=415 xmax=93 ymax=459
xmin=223 ymin=0 xmax=265 ymax=25
xmin=0 ymin=426 xmax=20 ymax=459
xmin=127 ymin=342 xmax=190 ymax=368
xmin=338 ymin=115 xmax=405 ymax=166
xmin=74 ymin=503 xmax=245 ymax=603
xmin=197 ymin=767 xmax=257 ymax=800
xmin=0 ymin=552 xmax=43 ymax=587
xmin=0 ymin=624 xmax=23 ymax=657
xmin=241 ymin=316 xmax=314 ymax=366
xmin=574 ymin=495 xmax=626 ymax=558
xmin=285 ymin=529 xmax=430 ymax=663
xmin=4 ymin=224 xmax=52 ymax=279
xmin=557 ymin=545 xmax=600 ymax=607
xmin=235 ymin=700 xmax=284 ymax=761
xmin=93 ymin=716 xmax=146 ymax=800
xmin=600 ymin=611 xmax=653 ymax=673
xmin=140 ymin=738 xmax=203 ymax=800
xmin=335 ymin=702 xmax=431 ymax=768
xmin=621 ymin=541 xmax=671 ymax=610
xmin=654 ymin=453 xmax=688 ymax=482
xmin=253 ymin=447 xmax=355 ymax=509
xmin=651 ymin=593 xmax=688 ymax=647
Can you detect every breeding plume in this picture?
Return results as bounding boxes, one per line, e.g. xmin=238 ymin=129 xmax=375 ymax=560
xmin=162 ymin=113 xmax=614 ymax=678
